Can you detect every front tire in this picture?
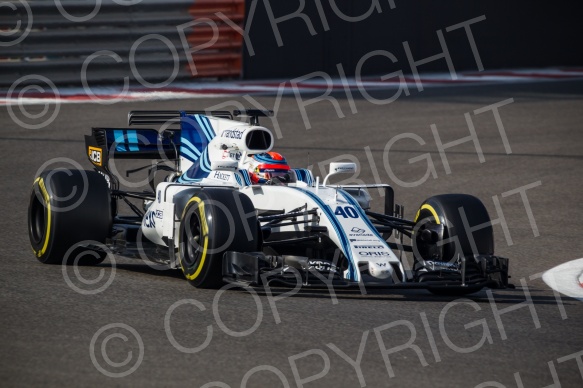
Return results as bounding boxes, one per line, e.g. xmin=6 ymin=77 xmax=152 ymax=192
xmin=28 ymin=169 xmax=112 ymax=265
xmin=178 ymin=189 xmax=258 ymax=288
xmin=412 ymin=194 xmax=494 ymax=295
xmin=413 ymin=194 xmax=493 ymax=263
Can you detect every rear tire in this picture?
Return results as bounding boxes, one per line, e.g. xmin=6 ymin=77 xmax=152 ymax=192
xmin=178 ymin=189 xmax=258 ymax=288
xmin=28 ymin=169 xmax=112 ymax=265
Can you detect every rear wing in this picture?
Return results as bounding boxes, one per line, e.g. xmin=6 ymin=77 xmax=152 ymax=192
xmin=127 ymin=110 xmax=233 ymax=126
xmin=125 ymin=109 xmax=271 ymax=126
xmin=84 ymin=110 xmax=232 ymax=164
xmin=84 ymin=109 xmax=273 ymax=174
xmin=85 ymin=127 xmax=179 ymax=166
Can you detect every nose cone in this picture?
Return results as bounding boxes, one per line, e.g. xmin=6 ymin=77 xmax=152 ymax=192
xmin=369 ymin=262 xmax=392 ymax=280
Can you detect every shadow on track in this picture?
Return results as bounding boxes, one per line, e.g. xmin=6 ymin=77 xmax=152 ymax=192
xmin=100 ymin=261 xmax=573 ymax=306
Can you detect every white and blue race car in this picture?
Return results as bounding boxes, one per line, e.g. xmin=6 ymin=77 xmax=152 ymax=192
xmin=28 ymin=109 xmax=510 ymax=295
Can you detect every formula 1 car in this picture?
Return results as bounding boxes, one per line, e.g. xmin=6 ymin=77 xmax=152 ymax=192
xmin=28 ymin=109 xmax=510 ymax=295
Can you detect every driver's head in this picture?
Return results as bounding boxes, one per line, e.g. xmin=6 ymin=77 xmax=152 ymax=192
xmin=246 ymin=151 xmax=290 ymax=184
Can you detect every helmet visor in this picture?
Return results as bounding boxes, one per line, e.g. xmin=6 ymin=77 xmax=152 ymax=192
xmin=259 ymin=166 xmax=293 ymax=182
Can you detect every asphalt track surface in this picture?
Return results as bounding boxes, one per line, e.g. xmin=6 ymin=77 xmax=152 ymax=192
xmin=1 ymin=80 xmax=583 ymax=387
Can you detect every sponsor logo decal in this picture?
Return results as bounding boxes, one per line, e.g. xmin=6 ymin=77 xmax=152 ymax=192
xmin=213 ymin=162 xmax=238 ymax=170
xmin=426 ymin=260 xmax=458 ymax=269
xmin=350 ymin=238 xmax=378 ymax=242
xmin=223 ymin=129 xmax=244 ymax=139
xmin=154 ymin=210 xmax=163 ymax=219
xmin=359 ymin=251 xmax=390 ymax=256
xmin=354 ymin=245 xmax=384 ymax=249
xmin=88 ymin=146 xmax=102 ymax=166
xmin=213 ymin=171 xmax=230 ymax=181
xmin=349 ymin=226 xmax=374 ymax=237
xmin=308 ymin=260 xmax=339 ymax=273
xmin=143 ymin=211 xmax=156 ymax=228
xmin=222 ymin=150 xmax=242 ymax=160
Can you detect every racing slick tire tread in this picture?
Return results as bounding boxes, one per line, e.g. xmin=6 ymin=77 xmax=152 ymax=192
xmin=28 ymin=169 xmax=112 ymax=265
xmin=179 ymin=188 xmax=258 ymax=288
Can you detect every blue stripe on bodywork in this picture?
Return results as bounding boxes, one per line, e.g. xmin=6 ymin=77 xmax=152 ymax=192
xmin=293 ymin=169 xmax=313 ymax=186
xmin=291 ymin=187 xmax=358 ymax=281
xmin=181 ymin=138 xmax=202 ymax=158
xmin=104 ymin=128 xmax=175 ymax=154
xmin=237 ymin=169 xmax=252 ymax=186
xmin=305 ymin=171 xmax=313 ymax=185
xmin=177 ymin=175 xmax=202 ymax=183
xmin=243 ymin=170 xmax=252 ymax=185
xmin=114 ymin=130 xmax=126 ymax=151
xmin=200 ymin=150 xmax=212 ymax=172
xmin=179 ymin=113 xmax=216 ymax=181
xmin=127 ymin=130 xmax=139 ymax=151
xmin=180 ymin=147 xmax=200 ymax=164
xmin=195 ymin=114 xmax=214 ymax=141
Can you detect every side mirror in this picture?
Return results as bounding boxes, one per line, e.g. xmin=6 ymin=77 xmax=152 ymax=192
xmin=323 ymin=162 xmax=357 ymax=186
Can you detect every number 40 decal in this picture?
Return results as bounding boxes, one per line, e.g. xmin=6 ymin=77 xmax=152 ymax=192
xmin=334 ymin=206 xmax=359 ymax=219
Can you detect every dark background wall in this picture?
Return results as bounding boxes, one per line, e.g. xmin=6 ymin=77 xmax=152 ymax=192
xmin=243 ymin=1 xmax=583 ymax=79
xmin=2 ymin=1 xmax=580 ymax=86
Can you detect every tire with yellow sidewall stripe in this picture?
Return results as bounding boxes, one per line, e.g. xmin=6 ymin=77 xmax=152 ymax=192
xmin=179 ymin=189 xmax=258 ymax=288
xmin=28 ymin=169 xmax=112 ymax=264
xmin=413 ymin=194 xmax=494 ymax=263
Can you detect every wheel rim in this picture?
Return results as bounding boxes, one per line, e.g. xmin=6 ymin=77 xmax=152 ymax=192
xmin=182 ymin=206 xmax=203 ymax=268
xmin=30 ymin=194 xmax=46 ymax=245
xmin=414 ymin=211 xmax=435 ymax=261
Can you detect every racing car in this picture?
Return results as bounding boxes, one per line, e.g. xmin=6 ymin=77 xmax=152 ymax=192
xmin=28 ymin=109 xmax=510 ymax=295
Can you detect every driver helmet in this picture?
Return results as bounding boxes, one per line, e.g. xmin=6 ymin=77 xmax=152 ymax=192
xmin=246 ymin=151 xmax=291 ymax=184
